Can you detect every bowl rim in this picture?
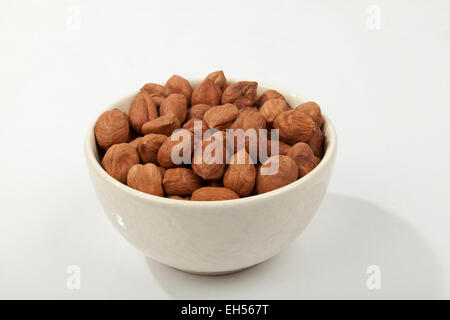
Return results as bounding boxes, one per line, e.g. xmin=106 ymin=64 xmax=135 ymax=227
xmin=84 ymin=79 xmax=337 ymax=208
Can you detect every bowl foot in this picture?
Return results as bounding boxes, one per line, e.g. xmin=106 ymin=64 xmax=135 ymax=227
xmin=172 ymin=265 xmax=253 ymax=276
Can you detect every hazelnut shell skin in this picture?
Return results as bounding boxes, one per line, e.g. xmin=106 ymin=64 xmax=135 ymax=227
xmin=223 ymin=149 xmax=256 ymax=197
xmin=163 ymin=168 xmax=203 ymax=196
xmin=126 ymin=163 xmax=164 ymax=196
xmin=273 ymin=110 xmax=315 ymax=145
xmin=256 ymin=155 xmax=298 ymax=194
xmin=102 ymin=143 xmax=140 ymax=184
xmin=187 ymin=104 xmax=213 ymax=120
xmin=159 ymin=93 xmax=188 ymax=124
xmin=203 ymin=104 xmax=239 ymax=130
xmin=221 ymin=81 xmax=258 ymax=109
xmin=191 ymin=79 xmax=222 ymax=106
xmin=206 ymin=70 xmax=227 ymax=90
xmin=137 ymin=134 xmax=167 ymax=164
xmin=129 ymin=92 xmax=158 ymax=134
xmin=94 ymin=109 xmax=130 ymax=150
xmin=257 ymin=89 xmax=285 ymax=108
xmin=286 ymin=142 xmax=320 ymax=177
xmin=165 ymin=75 xmax=193 ymax=102
xmin=141 ymin=114 xmax=181 ymax=136
xmin=191 ymin=187 xmax=240 ymax=201
xmin=295 ymin=101 xmax=324 ymax=128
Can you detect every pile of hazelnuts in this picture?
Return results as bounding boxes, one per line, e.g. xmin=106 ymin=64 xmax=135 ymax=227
xmin=94 ymin=71 xmax=325 ymax=201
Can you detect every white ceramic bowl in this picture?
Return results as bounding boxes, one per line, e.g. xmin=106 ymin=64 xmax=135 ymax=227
xmin=85 ymin=79 xmax=337 ymax=275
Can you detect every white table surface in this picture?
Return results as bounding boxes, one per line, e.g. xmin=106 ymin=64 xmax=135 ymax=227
xmin=1 ymin=0 xmax=449 ymax=299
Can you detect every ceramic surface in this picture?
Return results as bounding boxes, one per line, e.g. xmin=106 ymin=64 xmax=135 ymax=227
xmin=84 ymin=79 xmax=337 ymax=274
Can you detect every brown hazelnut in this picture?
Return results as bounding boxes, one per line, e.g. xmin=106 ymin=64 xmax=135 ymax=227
xmin=129 ymin=92 xmax=158 ymax=133
xmin=165 ymin=75 xmax=193 ymax=102
xmin=182 ymin=118 xmax=208 ymax=134
xmin=205 ymin=70 xmax=227 ymax=90
xmin=102 ymin=143 xmax=140 ymax=183
xmin=259 ymin=139 xmax=291 ymax=163
xmin=230 ymin=109 xmax=267 ymax=154
xmin=192 ymin=131 xmax=228 ymax=180
xmin=221 ymin=81 xmax=258 ymax=109
xmin=140 ymin=83 xmax=170 ymax=107
xmin=94 ymin=109 xmax=130 ymax=150
xmin=286 ymin=142 xmax=320 ymax=177
xmin=273 ymin=110 xmax=315 ymax=145
xmin=191 ymin=79 xmax=222 ymax=106
xmin=163 ymin=168 xmax=203 ymax=196
xmin=295 ymin=101 xmax=324 ymax=128
xmin=141 ymin=113 xmax=181 ymax=136
xmin=127 ymin=163 xmax=164 ymax=196
xmin=223 ymin=149 xmax=256 ymax=196
xmin=191 ymin=187 xmax=240 ymax=201
xmin=159 ymin=93 xmax=188 ymax=123
xmin=137 ymin=134 xmax=167 ymax=164
xmin=186 ymin=104 xmax=213 ymax=120
xmin=157 ymin=130 xmax=194 ymax=168
xmin=256 ymin=155 xmax=298 ymax=194
xmin=258 ymin=89 xmax=285 ymax=108
xmin=203 ymin=103 xmax=239 ymax=130
xmin=259 ymin=98 xmax=289 ymax=125
xmin=307 ymin=124 xmax=324 ymax=158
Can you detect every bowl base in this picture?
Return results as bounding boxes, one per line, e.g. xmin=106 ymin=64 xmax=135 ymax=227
xmin=172 ymin=265 xmax=253 ymax=276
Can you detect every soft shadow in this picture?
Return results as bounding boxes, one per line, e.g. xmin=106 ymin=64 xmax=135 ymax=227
xmin=147 ymin=193 xmax=442 ymax=299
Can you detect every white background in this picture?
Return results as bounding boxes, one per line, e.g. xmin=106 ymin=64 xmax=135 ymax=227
xmin=0 ymin=0 xmax=449 ymax=299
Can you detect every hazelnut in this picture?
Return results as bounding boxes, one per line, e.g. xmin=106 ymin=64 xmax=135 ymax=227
xmin=192 ymin=131 xmax=228 ymax=180
xmin=186 ymin=104 xmax=213 ymax=120
xmin=295 ymin=101 xmax=324 ymax=128
xmin=137 ymin=134 xmax=167 ymax=164
xmin=230 ymin=109 xmax=267 ymax=154
xmin=203 ymin=103 xmax=239 ymax=130
xmin=141 ymin=113 xmax=181 ymax=136
xmin=159 ymin=93 xmax=188 ymax=123
xmin=258 ymin=89 xmax=285 ymax=108
xmin=273 ymin=110 xmax=315 ymax=145
xmin=259 ymin=98 xmax=289 ymax=125
xmin=140 ymin=83 xmax=170 ymax=106
xmin=205 ymin=70 xmax=227 ymax=90
xmin=256 ymin=155 xmax=298 ymax=194
xmin=163 ymin=168 xmax=203 ymax=196
xmin=191 ymin=187 xmax=240 ymax=201
xmin=94 ymin=109 xmax=130 ymax=150
xmin=221 ymin=81 xmax=258 ymax=109
xmin=102 ymin=143 xmax=140 ymax=183
xmin=129 ymin=92 xmax=158 ymax=133
xmin=231 ymin=109 xmax=267 ymax=131
xmin=259 ymin=139 xmax=291 ymax=163
xmin=127 ymin=163 xmax=164 ymax=196
xmin=191 ymin=79 xmax=222 ymax=106
xmin=182 ymin=118 xmax=208 ymax=134
xmin=286 ymin=142 xmax=320 ymax=177
xmin=307 ymin=124 xmax=324 ymax=158
xmin=223 ymin=149 xmax=256 ymax=196
xmin=165 ymin=75 xmax=193 ymax=102
xmin=157 ymin=130 xmax=194 ymax=168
